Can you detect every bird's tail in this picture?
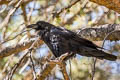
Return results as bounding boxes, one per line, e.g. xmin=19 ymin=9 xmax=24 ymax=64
xmin=94 ymin=50 xmax=117 ymax=61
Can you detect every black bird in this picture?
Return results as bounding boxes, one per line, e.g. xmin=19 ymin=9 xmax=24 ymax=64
xmin=27 ymin=21 xmax=117 ymax=61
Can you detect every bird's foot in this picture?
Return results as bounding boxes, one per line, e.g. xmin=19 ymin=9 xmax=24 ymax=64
xmin=58 ymin=53 xmax=69 ymax=61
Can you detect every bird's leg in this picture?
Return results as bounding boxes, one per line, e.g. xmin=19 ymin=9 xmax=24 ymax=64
xmin=59 ymin=53 xmax=69 ymax=61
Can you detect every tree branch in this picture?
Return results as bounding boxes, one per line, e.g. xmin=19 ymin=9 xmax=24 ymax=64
xmin=76 ymin=24 xmax=120 ymax=41
xmin=0 ymin=40 xmax=43 ymax=59
xmin=0 ymin=24 xmax=120 ymax=59
xmin=0 ymin=0 xmax=22 ymax=29
xmin=89 ymin=0 xmax=120 ymax=13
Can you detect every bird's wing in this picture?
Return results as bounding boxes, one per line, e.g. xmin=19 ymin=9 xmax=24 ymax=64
xmin=50 ymin=27 xmax=100 ymax=49
xmin=50 ymin=27 xmax=74 ymax=39
xmin=46 ymin=27 xmax=70 ymax=57
xmin=49 ymin=27 xmax=117 ymax=61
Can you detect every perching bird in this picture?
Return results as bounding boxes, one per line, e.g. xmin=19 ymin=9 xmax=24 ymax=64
xmin=27 ymin=21 xmax=117 ymax=61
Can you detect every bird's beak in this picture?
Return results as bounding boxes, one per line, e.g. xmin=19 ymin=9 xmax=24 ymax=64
xmin=27 ymin=24 xmax=38 ymax=29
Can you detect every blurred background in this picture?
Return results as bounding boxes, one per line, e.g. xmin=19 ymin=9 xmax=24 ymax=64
xmin=0 ymin=0 xmax=120 ymax=80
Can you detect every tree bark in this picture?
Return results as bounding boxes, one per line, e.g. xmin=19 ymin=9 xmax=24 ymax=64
xmin=89 ymin=0 xmax=120 ymax=13
xmin=0 ymin=40 xmax=43 ymax=59
xmin=76 ymin=24 xmax=120 ymax=41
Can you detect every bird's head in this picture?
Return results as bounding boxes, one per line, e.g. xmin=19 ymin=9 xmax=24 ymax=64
xmin=27 ymin=21 xmax=55 ymax=37
xmin=27 ymin=21 xmax=45 ymax=30
xmin=27 ymin=21 xmax=53 ymax=31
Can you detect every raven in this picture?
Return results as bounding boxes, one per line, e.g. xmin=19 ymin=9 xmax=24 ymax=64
xmin=27 ymin=21 xmax=117 ymax=61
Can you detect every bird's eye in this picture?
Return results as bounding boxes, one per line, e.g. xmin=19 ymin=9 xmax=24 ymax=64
xmin=35 ymin=22 xmax=43 ymax=29
xmin=39 ymin=26 xmax=45 ymax=30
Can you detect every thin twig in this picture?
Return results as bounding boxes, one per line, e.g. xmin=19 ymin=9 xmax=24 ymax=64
xmin=37 ymin=53 xmax=73 ymax=80
xmin=60 ymin=62 xmax=69 ymax=80
xmin=91 ymin=58 xmax=97 ymax=80
xmin=21 ymin=2 xmax=31 ymax=38
xmin=27 ymin=0 xmax=36 ymax=24
xmin=6 ymin=51 xmax=30 ymax=80
xmin=29 ymin=52 xmax=37 ymax=80
xmin=2 ymin=55 xmax=14 ymax=73
xmin=92 ymin=10 xmax=110 ymax=26
xmin=52 ymin=0 xmax=81 ymax=18
xmin=19 ymin=59 xmax=30 ymax=74
xmin=5 ymin=37 xmax=39 ymax=80
xmin=69 ymin=59 xmax=72 ymax=80
xmin=0 ymin=0 xmax=23 ymax=29
xmin=0 ymin=28 xmax=32 ymax=45
xmin=61 ymin=0 xmax=88 ymax=26
xmin=48 ymin=53 xmax=70 ymax=80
